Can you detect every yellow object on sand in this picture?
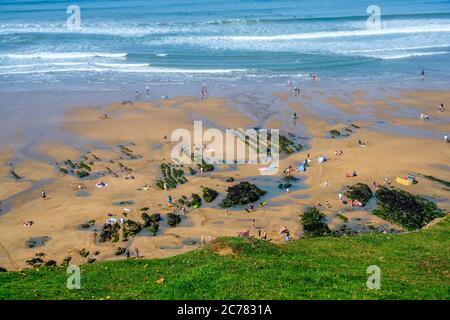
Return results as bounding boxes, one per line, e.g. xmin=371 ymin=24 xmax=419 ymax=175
xmin=395 ymin=177 xmax=413 ymax=186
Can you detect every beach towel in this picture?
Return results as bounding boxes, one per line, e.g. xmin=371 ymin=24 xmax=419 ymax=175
xmin=95 ymin=182 xmax=109 ymax=188
xmin=395 ymin=177 xmax=413 ymax=186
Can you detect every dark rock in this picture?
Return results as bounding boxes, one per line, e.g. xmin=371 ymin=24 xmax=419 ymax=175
xmin=301 ymin=207 xmax=331 ymax=237
xmin=203 ymin=187 xmax=219 ymax=202
xmin=99 ymin=223 xmax=121 ymax=243
xmin=373 ymin=187 xmax=445 ymax=230
xmin=220 ymin=182 xmax=266 ymax=208
xmin=26 ymin=257 xmax=44 ymax=267
xmin=345 ymin=183 xmax=373 ymax=206
xmin=167 ymin=213 xmax=181 ymax=227
xmin=44 ymin=260 xmax=57 ymax=267
xmin=79 ymin=248 xmax=89 ymax=258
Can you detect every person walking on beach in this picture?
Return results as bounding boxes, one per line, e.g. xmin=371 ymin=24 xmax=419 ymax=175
xmin=200 ymin=235 xmax=206 ymax=246
xmin=339 ymin=193 xmax=343 ymax=201
xmin=252 ymin=219 xmax=256 ymax=229
xmin=125 ymin=249 xmax=130 ymax=259
xmin=167 ymin=195 xmax=172 ymax=206
xmin=201 ymin=81 xmax=208 ymax=99
xmin=41 ymin=189 xmax=47 ymax=200
xmin=445 ymin=134 xmax=449 ymax=143
xmin=146 ymin=85 xmax=149 ymax=96
xmin=134 ymin=248 xmax=140 ymax=258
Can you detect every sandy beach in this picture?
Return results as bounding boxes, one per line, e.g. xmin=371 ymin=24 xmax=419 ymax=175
xmin=0 ymin=87 xmax=449 ymax=270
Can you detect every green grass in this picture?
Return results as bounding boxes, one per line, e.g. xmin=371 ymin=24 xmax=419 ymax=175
xmin=0 ymin=217 xmax=449 ymax=300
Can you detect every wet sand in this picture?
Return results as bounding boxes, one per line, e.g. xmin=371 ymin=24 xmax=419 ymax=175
xmin=0 ymin=88 xmax=449 ymax=270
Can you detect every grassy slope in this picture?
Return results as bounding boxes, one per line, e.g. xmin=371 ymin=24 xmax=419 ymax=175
xmin=0 ymin=217 xmax=448 ymax=300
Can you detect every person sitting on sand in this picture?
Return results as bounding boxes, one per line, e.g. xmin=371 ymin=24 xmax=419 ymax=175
xmin=96 ymin=181 xmax=107 ymax=188
xmin=334 ymin=150 xmax=343 ymax=156
xmin=357 ymin=140 xmax=366 ymax=147
xmin=346 ymin=170 xmax=357 ymax=178
xmin=245 ymin=203 xmax=255 ymax=213
xmin=22 ymin=220 xmax=33 ymax=227
xmin=438 ymin=103 xmax=445 ymax=112
xmin=445 ymin=134 xmax=449 ymax=143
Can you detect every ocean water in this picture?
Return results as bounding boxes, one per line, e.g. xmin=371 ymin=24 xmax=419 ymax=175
xmin=1 ymin=0 xmax=450 ymax=91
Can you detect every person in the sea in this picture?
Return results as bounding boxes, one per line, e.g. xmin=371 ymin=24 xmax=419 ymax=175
xmin=421 ymin=69 xmax=425 ymax=81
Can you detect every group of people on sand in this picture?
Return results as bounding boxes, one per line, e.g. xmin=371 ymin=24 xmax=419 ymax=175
xmin=125 ymin=247 xmax=140 ymax=259
xmin=279 ymin=226 xmax=290 ymax=242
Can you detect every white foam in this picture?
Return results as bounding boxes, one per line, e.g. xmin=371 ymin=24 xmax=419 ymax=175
xmin=3 ymin=52 xmax=127 ymax=60
xmin=375 ymin=51 xmax=449 ymax=60
xmin=220 ymin=25 xmax=450 ymax=41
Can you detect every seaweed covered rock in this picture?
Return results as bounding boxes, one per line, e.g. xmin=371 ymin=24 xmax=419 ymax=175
xmin=156 ymin=163 xmax=188 ymax=190
xmin=79 ymin=248 xmax=89 ymax=258
xmin=344 ymin=183 xmax=373 ymax=206
xmin=220 ymin=182 xmax=266 ymax=208
xmin=329 ymin=129 xmax=341 ymax=138
xmin=80 ymin=219 xmax=95 ymax=229
xmin=141 ymin=212 xmax=160 ymax=235
xmin=44 ymin=260 xmax=57 ymax=267
xmin=99 ymin=223 xmax=121 ymax=243
xmin=114 ymin=247 xmax=126 ymax=256
xmin=178 ymin=194 xmax=202 ymax=208
xmin=191 ymin=193 xmax=202 ymax=208
xmin=167 ymin=213 xmax=182 ymax=227
xmin=373 ymin=187 xmax=445 ymax=230
xmin=203 ymin=187 xmax=218 ymax=202
xmin=278 ymin=134 xmax=303 ymax=155
xmin=26 ymin=257 xmax=43 ymax=267
xmin=123 ymin=220 xmax=142 ymax=237
xmin=301 ymin=207 xmax=331 ymax=237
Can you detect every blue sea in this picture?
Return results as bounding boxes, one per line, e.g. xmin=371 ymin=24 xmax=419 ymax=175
xmin=1 ymin=0 xmax=450 ymax=92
